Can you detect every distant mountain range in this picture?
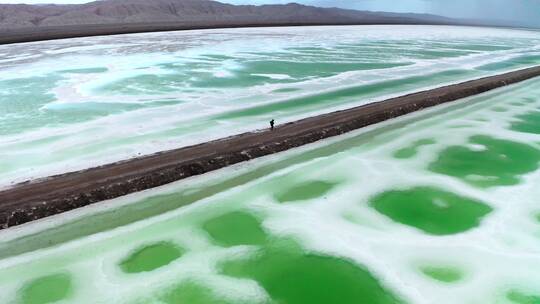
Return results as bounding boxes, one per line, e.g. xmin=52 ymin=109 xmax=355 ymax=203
xmin=0 ymin=0 xmax=460 ymax=28
xmin=0 ymin=0 xmax=483 ymax=44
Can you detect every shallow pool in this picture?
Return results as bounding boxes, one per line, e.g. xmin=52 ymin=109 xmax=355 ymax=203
xmin=2 ymin=76 xmax=540 ymax=303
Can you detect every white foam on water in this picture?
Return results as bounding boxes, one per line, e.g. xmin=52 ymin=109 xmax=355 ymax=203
xmin=251 ymin=74 xmax=292 ymax=80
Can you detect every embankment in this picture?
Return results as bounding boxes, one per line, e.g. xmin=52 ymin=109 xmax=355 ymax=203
xmin=1 ymin=66 xmax=540 ymax=229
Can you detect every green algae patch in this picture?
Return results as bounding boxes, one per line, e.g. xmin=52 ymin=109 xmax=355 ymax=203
xmin=120 ymin=241 xmax=183 ymax=274
xmin=507 ymin=290 xmax=540 ymax=304
xmin=19 ymin=273 xmax=73 ymax=304
xmin=420 ymin=265 xmax=463 ymax=283
xmin=473 ymin=118 xmax=490 ymax=122
xmin=221 ymin=242 xmax=404 ymax=304
xmin=242 ymin=60 xmax=409 ymax=80
xmin=275 ymin=180 xmax=340 ymax=203
xmin=59 ymin=67 xmax=108 ymax=74
xmin=535 ymin=212 xmax=540 ymax=223
xmin=429 ymin=135 xmax=540 ymax=187
xmin=492 ymin=106 xmax=509 ymax=112
xmin=203 ymin=212 xmax=267 ymax=247
xmin=394 ymin=139 xmax=436 ymax=159
xmin=273 ymin=88 xmax=301 ymax=93
xmin=370 ymin=187 xmax=492 ymax=235
xmin=477 ymin=54 xmax=540 ymax=71
xmin=155 ymin=281 xmax=235 ymax=304
xmin=511 ymin=111 xmax=540 ymax=135
xmin=510 ymin=101 xmax=526 ymax=106
xmin=215 ymin=69 xmax=471 ymax=120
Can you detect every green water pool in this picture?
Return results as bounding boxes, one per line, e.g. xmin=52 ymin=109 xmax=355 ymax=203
xmin=2 ymin=74 xmax=540 ymax=303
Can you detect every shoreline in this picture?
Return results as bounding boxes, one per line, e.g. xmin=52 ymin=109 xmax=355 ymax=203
xmin=0 ymin=21 xmax=476 ymax=45
xmin=1 ymin=66 xmax=540 ymax=229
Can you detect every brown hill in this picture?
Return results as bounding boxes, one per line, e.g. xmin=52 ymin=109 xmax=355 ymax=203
xmin=0 ymin=0 xmax=460 ymax=44
xmin=0 ymin=0 xmax=458 ymax=29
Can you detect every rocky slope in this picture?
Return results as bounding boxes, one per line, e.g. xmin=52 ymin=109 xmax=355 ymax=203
xmin=0 ymin=0 xmax=455 ymax=30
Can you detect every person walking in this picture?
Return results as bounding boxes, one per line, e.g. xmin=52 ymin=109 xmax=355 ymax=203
xmin=270 ymin=119 xmax=275 ymax=130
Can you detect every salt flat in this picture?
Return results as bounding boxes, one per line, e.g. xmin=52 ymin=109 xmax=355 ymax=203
xmin=2 ymin=25 xmax=540 ymax=187
xmin=2 ymin=73 xmax=540 ymax=303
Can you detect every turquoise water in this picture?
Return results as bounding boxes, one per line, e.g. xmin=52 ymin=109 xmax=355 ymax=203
xmin=1 ymin=25 xmax=540 ymax=186
xmin=2 ymin=74 xmax=540 ymax=303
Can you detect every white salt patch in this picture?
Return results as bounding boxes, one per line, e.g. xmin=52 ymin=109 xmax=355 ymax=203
xmin=252 ymin=73 xmax=292 ymax=80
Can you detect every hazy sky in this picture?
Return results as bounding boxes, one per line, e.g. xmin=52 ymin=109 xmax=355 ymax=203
xmin=0 ymin=0 xmax=539 ymax=26
xmin=224 ymin=0 xmax=540 ymax=25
